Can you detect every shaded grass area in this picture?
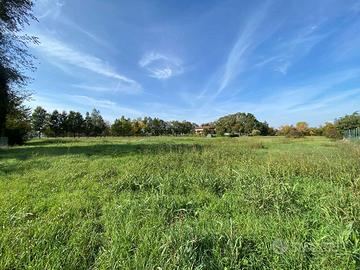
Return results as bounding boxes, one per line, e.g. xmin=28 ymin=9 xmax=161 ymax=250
xmin=0 ymin=136 xmax=359 ymax=269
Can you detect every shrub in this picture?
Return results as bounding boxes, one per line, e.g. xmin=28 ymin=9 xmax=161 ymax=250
xmin=285 ymin=128 xmax=304 ymax=138
xmin=323 ymin=122 xmax=342 ymax=139
xmin=4 ymin=113 xmax=31 ymax=146
xmin=5 ymin=127 xmax=29 ymax=145
xmin=324 ymin=127 xmax=342 ymax=139
xmin=251 ymin=129 xmax=261 ymax=136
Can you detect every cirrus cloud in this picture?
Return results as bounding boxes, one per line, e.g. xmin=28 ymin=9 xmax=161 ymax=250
xmin=139 ymin=52 xmax=183 ymax=80
xmin=35 ymin=34 xmax=142 ymax=93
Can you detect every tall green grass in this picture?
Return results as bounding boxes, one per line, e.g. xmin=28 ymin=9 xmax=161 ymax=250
xmin=0 ymin=136 xmax=359 ymax=269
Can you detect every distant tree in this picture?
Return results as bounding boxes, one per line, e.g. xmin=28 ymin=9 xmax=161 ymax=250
xmin=296 ymin=121 xmax=310 ymax=136
xmin=286 ymin=127 xmax=304 ymax=138
xmin=308 ymin=127 xmax=322 ymax=136
xmin=66 ymin=111 xmax=84 ymax=137
xmin=142 ymin=117 xmax=151 ymax=135
xmin=83 ymin=112 xmax=94 ymax=136
xmin=215 ymin=112 xmax=271 ymax=136
xmin=5 ymin=104 xmax=31 ymax=145
xmin=251 ymin=129 xmax=261 ymax=136
xmin=111 ymin=116 xmax=132 ymax=136
xmin=31 ymin=106 xmax=47 ymax=138
xmin=170 ymin=121 xmax=194 ymax=135
xmin=277 ymin=125 xmax=292 ymax=136
xmin=323 ymin=122 xmax=342 ymax=139
xmin=335 ymin=112 xmax=360 ymax=133
xmin=59 ymin=111 xmax=68 ymax=136
xmin=47 ymin=110 xmax=65 ymax=137
xmin=131 ymin=119 xmax=145 ymax=136
xmin=145 ymin=117 xmax=167 ymax=136
xmin=0 ymin=0 xmax=38 ymax=144
xmin=171 ymin=121 xmax=182 ymax=135
xmin=90 ymin=109 xmax=106 ymax=136
xmin=103 ymin=121 xmax=111 ymax=136
xmin=267 ymin=127 xmax=277 ymax=136
xmin=202 ymin=127 xmax=211 ymax=136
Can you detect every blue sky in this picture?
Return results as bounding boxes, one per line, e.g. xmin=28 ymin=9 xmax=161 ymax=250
xmin=26 ymin=0 xmax=360 ymax=127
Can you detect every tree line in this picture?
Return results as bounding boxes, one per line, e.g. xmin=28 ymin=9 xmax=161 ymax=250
xmin=31 ymin=106 xmax=196 ymax=138
xmin=29 ymin=107 xmax=360 ymax=141
xmin=201 ymin=112 xmax=360 ymax=139
xmin=276 ymin=112 xmax=360 ymax=139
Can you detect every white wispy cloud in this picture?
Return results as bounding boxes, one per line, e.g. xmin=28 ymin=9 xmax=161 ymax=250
xmin=61 ymin=19 xmax=117 ymax=53
xmin=259 ymin=68 xmax=360 ymax=110
xmin=34 ymin=0 xmax=64 ymax=19
xmin=72 ymin=83 xmax=141 ymax=94
xmin=191 ymin=68 xmax=360 ymax=126
xmin=273 ymin=60 xmax=291 ymax=74
xmin=34 ymin=0 xmax=116 ymax=52
xmin=72 ymin=84 xmax=115 ymax=92
xmin=268 ymin=24 xmax=328 ymax=74
xmin=139 ymin=52 xmax=183 ymax=79
xmin=215 ymin=1 xmax=273 ymax=95
xmin=287 ymin=88 xmax=360 ymax=113
xmin=199 ymin=6 xmax=331 ymax=103
xmin=35 ymin=35 xmax=142 ymax=92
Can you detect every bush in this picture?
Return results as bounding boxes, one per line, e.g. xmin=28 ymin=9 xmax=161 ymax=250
xmin=5 ymin=127 xmax=29 ymax=145
xmin=285 ymin=128 xmax=304 ymax=138
xmin=323 ymin=122 xmax=342 ymax=140
xmin=5 ymin=114 xmax=31 ymax=145
xmin=324 ymin=127 xmax=342 ymax=139
xmin=251 ymin=129 xmax=261 ymax=136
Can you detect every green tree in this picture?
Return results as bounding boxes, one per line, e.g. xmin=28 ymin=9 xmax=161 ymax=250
xmin=0 ymin=0 xmax=38 ymax=144
xmin=59 ymin=111 xmax=68 ymax=136
xmin=335 ymin=112 xmax=360 ymax=132
xmin=5 ymin=103 xmax=31 ymax=145
xmin=170 ymin=121 xmax=195 ymax=135
xmin=215 ymin=112 xmax=271 ymax=136
xmin=90 ymin=109 xmax=106 ymax=136
xmin=323 ymin=122 xmax=342 ymax=139
xmin=296 ymin=121 xmax=310 ymax=136
xmin=83 ymin=112 xmax=94 ymax=136
xmin=66 ymin=111 xmax=84 ymax=137
xmin=47 ymin=110 xmax=63 ymax=137
xmin=277 ymin=125 xmax=292 ymax=136
xmin=31 ymin=106 xmax=47 ymax=138
xmin=111 ymin=116 xmax=132 ymax=136
xmin=286 ymin=127 xmax=304 ymax=138
xmin=131 ymin=119 xmax=145 ymax=136
xmin=251 ymin=129 xmax=261 ymax=136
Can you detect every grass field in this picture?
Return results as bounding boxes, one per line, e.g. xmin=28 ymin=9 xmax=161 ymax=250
xmin=0 ymin=136 xmax=359 ymax=269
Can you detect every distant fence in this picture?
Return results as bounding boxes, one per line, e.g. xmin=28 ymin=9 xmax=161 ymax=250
xmin=344 ymin=127 xmax=360 ymax=139
xmin=0 ymin=137 xmax=8 ymax=147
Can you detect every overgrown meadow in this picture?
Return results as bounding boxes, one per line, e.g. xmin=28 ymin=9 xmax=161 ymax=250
xmin=0 ymin=137 xmax=359 ymax=269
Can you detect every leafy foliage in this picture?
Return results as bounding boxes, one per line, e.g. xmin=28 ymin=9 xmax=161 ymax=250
xmin=31 ymin=106 xmax=47 ymax=138
xmin=111 ymin=116 xmax=132 ymax=136
xmin=285 ymin=127 xmax=304 ymax=138
xmin=335 ymin=112 xmax=360 ymax=133
xmin=0 ymin=0 xmax=38 ymax=143
xmin=215 ymin=112 xmax=271 ymax=136
xmin=111 ymin=116 xmax=195 ymax=136
xmin=4 ymin=103 xmax=31 ymax=145
xmin=251 ymin=129 xmax=261 ymax=136
xmin=323 ymin=122 xmax=342 ymax=139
